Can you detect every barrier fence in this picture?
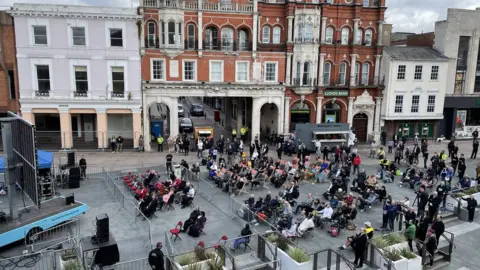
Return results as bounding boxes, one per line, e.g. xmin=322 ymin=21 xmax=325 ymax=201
xmin=26 ymin=218 xmax=80 ymax=253
xmin=108 ymin=258 xmax=151 ymax=270
xmin=0 ymin=247 xmax=75 ymax=270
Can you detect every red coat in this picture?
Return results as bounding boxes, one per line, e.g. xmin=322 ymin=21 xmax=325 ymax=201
xmin=353 ymin=156 xmax=361 ymax=166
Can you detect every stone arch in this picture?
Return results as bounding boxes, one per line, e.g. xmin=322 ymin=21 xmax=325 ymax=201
xmin=322 ymin=98 xmax=347 ymax=110
xmin=143 ymin=96 xmax=179 ymax=151
xmin=352 ymin=111 xmax=373 ymax=141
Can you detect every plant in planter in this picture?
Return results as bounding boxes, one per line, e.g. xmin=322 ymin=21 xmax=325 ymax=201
xmin=63 ymin=259 xmax=83 ymax=270
xmin=373 ymin=237 xmax=389 ymax=249
xmin=287 ymin=247 xmax=310 ymax=263
xmin=399 ymin=248 xmax=416 ymax=259
xmin=384 ymin=249 xmax=402 ymax=261
xmin=400 ymin=248 xmax=422 ymax=270
xmin=127 ymin=91 xmax=132 ymax=100
xmin=176 ymin=253 xmax=197 ymax=266
xmin=194 ymin=246 xmax=208 ymax=261
xmin=206 ymin=252 xmax=224 ymax=270
xmin=266 ymin=233 xmax=279 ymax=243
xmin=276 ymin=235 xmax=289 ymax=252
xmin=384 ymin=232 xmax=405 ymax=245
xmin=61 ymin=248 xmax=78 ymax=261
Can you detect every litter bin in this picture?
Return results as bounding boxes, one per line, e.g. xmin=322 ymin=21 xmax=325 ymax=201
xmin=173 ymin=164 xmax=182 ymax=178
xmin=214 ymin=110 xmax=220 ymax=122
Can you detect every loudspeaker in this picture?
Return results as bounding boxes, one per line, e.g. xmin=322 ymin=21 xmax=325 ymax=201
xmin=68 ymin=151 xmax=75 ymax=167
xmin=68 ymin=174 xmax=80 ymax=189
xmin=69 ymin=167 xmax=80 ymax=176
xmin=96 ymin=214 xmax=109 ymax=243
xmin=66 ymin=194 xmax=75 ymax=205
xmin=93 ymin=241 xmax=119 ymax=266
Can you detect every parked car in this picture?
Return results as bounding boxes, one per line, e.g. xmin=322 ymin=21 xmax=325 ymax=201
xmin=178 ymin=104 xmax=185 ymax=117
xmin=179 ymin=118 xmax=194 ymax=132
xmin=190 ymin=104 xmax=205 ymax=117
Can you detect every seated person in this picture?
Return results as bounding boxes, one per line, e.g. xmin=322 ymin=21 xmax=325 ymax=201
xmin=252 ymin=197 xmax=264 ymax=212
xmin=139 ymin=192 xmax=152 ymax=212
xmin=282 ymin=223 xmax=298 ymax=238
xmin=294 ymin=210 xmax=307 ymax=225
xmin=343 ymin=193 xmax=354 ymax=206
xmin=181 ymin=185 xmax=195 ymax=209
xmin=285 ymin=183 xmax=300 ymax=201
xmin=375 ymin=186 xmax=387 ymax=202
xmin=380 ymin=159 xmax=390 ymax=170
xmin=366 ymin=175 xmax=378 ymax=188
xmin=245 ymin=194 xmax=255 ymax=208
xmin=297 ymin=214 xmax=315 ymax=236
xmin=231 ymin=224 xmax=252 ymax=250
xmin=315 ymin=203 xmax=334 ymax=228
xmin=264 ymin=191 xmax=272 ymax=205
xmin=141 ymin=193 xmax=158 ymax=218
xmin=314 ymin=169 xmax=328 ymax=183
xmin=352 ymin=170 xmax=367 ymax=191
xmin=174 ymin=182 xmax=191 ymax=203
xmin=295 ymin=193 xmax=314 ymax=215
xmin=182 ymin=207 xmax=201 ymax=232
xmin=334 ymin=188 xmax=346 ymax=200
xmin=338 ymin=222 xmax=373 ymax=250
xmin=357 ymin=190 xmax=378 ymax=211
xmin=188 ymin=212 xmax=206 ymax=238
xmin=377 ymin=148 xmax=385 ymax=160
xmin=158 ymin=189 xmax=174 ymax=211
xmin=344 ymin=205 xmax=357 ymax=221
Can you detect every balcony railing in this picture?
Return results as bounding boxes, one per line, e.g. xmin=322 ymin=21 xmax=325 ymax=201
xmin=323 ymin=78 xmax=350 ymax=88
xmin=202 ymin=40 xmax=252 ymax=51
xmin=292 ymin=78 xmax=317 ymax=87
xmin=112 ymin=92 xmax=125 ymax=98
xmin=294 ymin=37 xmax=320 ymax=44
xmin=184 ymin=39 xmax=198 ymax=50
xmin=35 ymin=91 xmax=50 ymax=97
xmin=142 ymin=0 xmax=254 ymax=13
xmin=74 ymin=91 xmax=88 ymax=97
xmin=257 ymin=43 xmax=286 ymax=52
xmin=145 ymin=37 xmax=160 ymax=48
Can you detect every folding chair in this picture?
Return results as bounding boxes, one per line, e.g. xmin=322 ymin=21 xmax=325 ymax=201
xmin=213 ymin=235 xmax=228 ymax=249
xmin=164 ymin=194 xmax=175 ymax=211
xmin=301 ymin=227 xmax=315 ymax=238
xmin=199 ymin=219 xmax=207 ymax=235
xmin=238 ymin=236 xmax=252 ymax=251
xmin=170 ymin=221 xmax=183 ymax=242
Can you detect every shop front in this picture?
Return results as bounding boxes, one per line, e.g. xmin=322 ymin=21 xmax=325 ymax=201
xmin=384 ymin=120 xmax=438 ymax=140
xmin=441 ymin=96 xmax=480 ymax=139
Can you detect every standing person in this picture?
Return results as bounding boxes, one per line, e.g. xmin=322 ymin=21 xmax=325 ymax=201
xmin=157 ymin=135 xmax=164 ymax=152
xmin=431 ymin=216 xmax=445 ymax=245
xmin=425 ymin=230 xmax=437 ymax=267
xmin=404 ymin=219 xmax=416 ymax=251
xmin=116 ymin=135 xmax=124 ymax=152
xmin=387 ymin=140 xmax=393 ymax=154
xmin=458 ymin=154 xmax=467 ymax=180
xmin=448 ymin=140 xmax=455 ymax=158
xmin=218 ymin=135 xmax=225 ymax=155
xmin=423 ymin=149 xmax=429 ymax=169
xmin=417 ymin=187 xmax=429 ymax=221
xmin=227 ymin=143 xmax=233 ymax=166
xmin=183 ymin=138 xmax=189 ymax=156
xmin=110 ymin=135 xmax=117 ymax=153
xmin=231 ymin=128 xmax=237 ymax=141
xmin=322 ymin=145 xmax=329 ymax=161
xmin=166 ymin=151 xmax=173 ymax=173
xmin=138 ymin=135 xmax=144 ymax=152
xmin=394 ymin=147 xmax=402 ymax=165
xmin=451 ymin=153 xmax=459 ymax=174
xmin=197 ymin=139 xmax=204 ymax=158
xmin=352 ymin=228 xmax=368 ymax=268
xmin=315 ymin=139 xmax=321 ymax=156
xmin=461 ymin=195 xmax=478 ymax=222
xmin=79 ymin=155 xmax=87 ymax=180
xmin=393 ymin=133 xmax=398 ymax=147
xmin=352 ymin=154 xmax=361 ymax=175
xmin=473 ymin=128 xmax=479 ymax=141
xmin=471 ymin=139 xmax=479 ymax=159
xmin=276 ymin=142 xmax=282 ymax=159
xmin=148 ymin=242 xmax=165 ymax=270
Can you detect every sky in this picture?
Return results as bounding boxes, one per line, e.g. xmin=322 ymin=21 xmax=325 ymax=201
xmin=1 ymin=0 xmax=479 ymax=34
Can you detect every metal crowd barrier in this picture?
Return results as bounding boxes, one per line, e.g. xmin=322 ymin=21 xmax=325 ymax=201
xmin=26 ymin=218 xmax=80 ymax=253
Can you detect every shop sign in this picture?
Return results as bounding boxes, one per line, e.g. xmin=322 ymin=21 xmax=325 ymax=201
xmin=324 ymin=90 xmax=349 ymax=97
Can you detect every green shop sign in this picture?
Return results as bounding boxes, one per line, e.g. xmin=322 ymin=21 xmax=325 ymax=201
xmin=323 ymin=90 xmax=349 ymax=97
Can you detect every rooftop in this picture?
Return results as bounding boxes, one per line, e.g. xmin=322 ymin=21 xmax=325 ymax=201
xmin=383 ymin=46 xmax=450 ymax=61
xmin=8 ymin=3 xmax=140 ymax=19
xmin=391 ymin=32 xmax=415 ymax=42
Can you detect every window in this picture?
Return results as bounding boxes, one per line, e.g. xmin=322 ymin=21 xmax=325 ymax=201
xmin=168 ymin=21 xmax=175 ymax=44
xmin=36 ymin=65 xmax=50 ymax=92
xmin=325 ymin=27 xmax=334 ymax=44
xmin=355 ymin=63 xmax=360 ymax=85
xmin=148 ymin=22 xmax=156 ymax=47
xmin=295 ymin=62 xmax=301 ymax=85
xmin=296 ymin=24 xmax=303 ymax=41
xmin=411 ymin=95 xmax=420 ymax=113
xmin=339 ymin=62 xmax=347 ymax=85
xmin=74 ymin=66 xmax=88 ymax=93
xmin=273 ymin=26 xmax=281 ymax=44
xmin=161 ymin=22 xmax=165 ymax=45
xmin=431 ymin=66 xmax=439 ymax=80
xmin=305 ymin=24 xmax=313 ymax=42
xmin=72 ymin=27 xmax=86 ymax=46
xmin=210 ymin=61 xmax=223 ymax=82
xmin=414 ymin=65 xmax=423 ymax=80
xmin=264 ymin=62 xmax=277 ymax=82
xmin=394 ymin=95 xmax=403 ymax=113
xmin=236 ymin=62 xmax=249 ymax=82
xmin=323 ymin=62 xmax=331 ymax=85
xmin=427 ymin=95 xmax=436 ymax=112
xmin=183 ymin=61 xmax=196 ymax=81
xmin=341 ymin=28 xmax=349 ymax=45
xmin=238 ymin=29 xmax=248 ymax=50
xmin=33 ymin=25 xmax=47 ymax=45
xmin=303 ymin=62 xmax=311 ymax=85
xmin=455 ymin=71 xmax=466 ymax=93
xmin=8 ymin=70 xmax=15 ymax=100
xmin=361 ymin=63 xmax=370 ymax=85
xmin=262 ymin=26 xmax=270 ymax=43
xmin=109 ymin=28 xmax=123 ymax=47
xmin=397 ymin=65 xmax=406 ymax=80
xmin=178 ymin=23 xmax=182 ymax=45
xmin=205 ymin=27 xmax=218 ymax=49
xmin=221 ymin=28 xmax=234 ymax=50
xmin=151 ymin=59 xmax=165 ymax=80
xmin=355 ymin=28 xmax=363 ymax=44
xmin=364 ymin=29 xmax=373 ymax=45
xmin=187 ymin=24 xmax=195 ymax=49
xmin=111 ymin=67 xmax=125 ymax=93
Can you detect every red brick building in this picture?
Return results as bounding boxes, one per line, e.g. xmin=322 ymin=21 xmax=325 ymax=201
xmin=0 ymin=11 xmax=19 ymax=115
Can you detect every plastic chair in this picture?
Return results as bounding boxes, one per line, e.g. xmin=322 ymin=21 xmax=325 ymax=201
xmin=213 ymin=235 xmax=228 ymax=249
xmin=170 ymin=221 xmax=183 ymax=242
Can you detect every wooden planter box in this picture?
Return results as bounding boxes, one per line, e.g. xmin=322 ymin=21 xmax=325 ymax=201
xmin=173 ymin=253 xmax=223 ymax=270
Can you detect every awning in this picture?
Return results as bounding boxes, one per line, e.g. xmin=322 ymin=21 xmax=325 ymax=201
xmin=0 ymin=150 xmax=53 ymax=173
xmin=312 ymin=131 xmax=349 ymax=135
xmin=199 ymin=131 xmax=211 ymax=134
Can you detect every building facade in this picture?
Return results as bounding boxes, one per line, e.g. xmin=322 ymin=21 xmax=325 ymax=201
xmin=9 ymin=4 xmax=143 ymax=150
xmin=434 ymin=8 xmax=480 ymax=139
xmin=379 ymin=46 xmax=450 ymax=139
xmin=285 ymin=0 xmax=387 ymax=142
xmin=0 ymin=11 xmax=20 ymax=116
xmin=139 ymin=0 xmax=287 ymax=151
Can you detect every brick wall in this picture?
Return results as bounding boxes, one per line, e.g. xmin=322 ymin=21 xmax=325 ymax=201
xmin=0 ymin=11 xmax=19 ymax=113
xmin=406 ymin=32 xmax=434 ymax=47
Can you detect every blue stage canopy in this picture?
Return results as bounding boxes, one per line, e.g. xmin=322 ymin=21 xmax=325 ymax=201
xmin=0 ymin=150 xmax=53 ymax=173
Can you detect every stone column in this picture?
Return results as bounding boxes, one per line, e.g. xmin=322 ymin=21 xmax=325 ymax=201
xmin=21 ymin=111 xmax=35 ymax=125
xmin=236 ymin=98 xmax=243 ymax=138
xmin=140 ymin=20 xmax=145 ymax=48
xmin=251 ymin=97 xmax=261 ymax=142
xmin=163 ymin=21 xmax=168 ymax=46
xmin=377 ymin=21 xmax=383 ymax=46
xmin=286 ymin=53 xmax=293 ymax=85
xmin=316 ymin=97 xmax=323 ymax=123
xmin=224 ymin=97 xmax=233 ymax=130
xmin=318 ymin=53 xmax=326 ymax=86
xmin=350 ymin=54 xmax=357 ymax=86
xmin=253 ymin=13 xmax=258 ymax=51
xmin=59 ymin=110 xmax=72 ymax=149
xmin=96 ymin=109 xmax=107 ymax=149
xmin=257 ymin=16 xmax=262 ymax=44
xmin=374 ymin=55 xmax=382 ymax=85
xmin=284 ymin=97 xmax=291 ymax=133
xmin=347 ymin=97 xmax=355 ymax=127
xmin=132 ymin=109 xmax=142 ymax=149
xmin=179 ymin=22 xmax=184 ymax=48
xmin=198 ymin=11 xmax=203 ymax=50
xmin=278 ymin=97 xmax=284 ymax=134
xmin=374 ymin=97 xmax=382 ymax=141
xmin=287 ymin=16 xmax=294 ymax=43
xmin=170 ymin=97 xmax=179 ymax=138
xmin=353 ymin=19 xmax=360 ymax=45
xmin=466 ymin=35 xmax=480 ymax=94
xmin=321 ymin=17 xmax=327 ymax=43
xmin=143 ymin=92 xmax=151 ymax=152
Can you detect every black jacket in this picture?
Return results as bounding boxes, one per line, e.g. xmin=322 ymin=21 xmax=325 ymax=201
xmin=418 ymin=192 xmax=429 ymax=209
xmin=462 ymin=197 xmax=478 ymax=210
xmin=352 ymin=233 xmax=368 ymax=253
xmin=425 ymin=235 xmax=437 ymax=253
xmin=431 ymin=220 xmax=445 ymax=236
xmin=148 ymin=248 xmax=165 ymax=270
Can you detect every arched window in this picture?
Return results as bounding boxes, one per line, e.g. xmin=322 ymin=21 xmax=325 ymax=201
xmin=221 ymin=28 xmax=234 ymax=50
xmin=365 ymin=29 xmax=373 ymax=46
xmin=355 ymin=28 xmax=363 ymax=45
xmin=205 ymin=27 xmax=218 ymax=49
xmin=296 ymin=24 xmax=303 ymax=41
xmin=339 ymin=62 xmax=347 ymax=85
xmin=305 ymin=24 xmax=313 ymax=42
xmin=303 ymin=62 xmax=311 ymax=85
xmin=295 ymin=62 xmax=301 ymax=85
xmin=187 ymin=24 xmax=195 ymax=49
xmin=323 ymin=62 xmax=331 ymax=86
xmin=361 ymin=62 xmax=370 ymax=85
xmin=273 ymin=26 xmax=281 ymax=44
xmin=341 ymin=28 xmax=349 ymax=45
xmin=325 ymin=27 xmax=334 ymax=44
xmin=168 ymin=21 xmax=176 ymax=45
xmin=323 ymin=102 xmax=341 ymax=123
xmin=355 ymin=62 xmax=360 ymax=85
xmin=147 ymin=22 xmax=156 ymax=47
xmin=237 ymin=29 xmax=248 ymax=50
xmin=262 ymin=26 xmax=270 ymax=43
